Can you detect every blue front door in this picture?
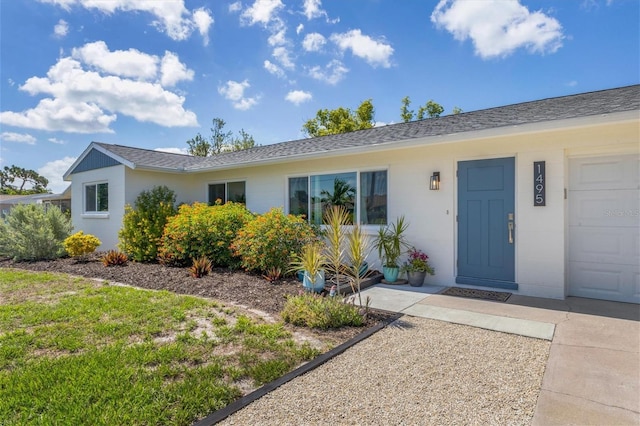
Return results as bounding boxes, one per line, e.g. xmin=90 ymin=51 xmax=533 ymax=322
xmin=457 ymin=157 xmax=517 ymax=290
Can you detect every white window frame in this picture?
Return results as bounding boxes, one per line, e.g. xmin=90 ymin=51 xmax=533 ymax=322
xmin=83 ymin=181 xmax=109 ymax=217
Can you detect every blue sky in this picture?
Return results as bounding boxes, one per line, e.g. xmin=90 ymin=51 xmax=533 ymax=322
xmin=1 ymin=0 xmax=638 ymax=193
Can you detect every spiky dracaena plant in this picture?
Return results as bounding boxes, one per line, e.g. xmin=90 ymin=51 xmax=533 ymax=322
xmin=322 ymin=205 xmax=350 ymax=294
xmin=345 ymin=224 xmax=372 ymax=311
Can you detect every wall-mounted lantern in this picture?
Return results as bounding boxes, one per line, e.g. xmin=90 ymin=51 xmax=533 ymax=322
xmin=430 ymin=172 xmax=440 ymax=190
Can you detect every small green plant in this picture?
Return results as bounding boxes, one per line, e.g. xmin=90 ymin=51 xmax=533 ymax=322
xmin=345 ymin=224 xmax=373 ymax=313
xmin=0 ymin=204 xmax=72 ymax=260
xmin=231 ymin=208 xmax=316 ymax=275
xmin=101 ymin=250 xmax=128 ymax=266
xmin=159 ymin=202 xmax=254 ymax=268
xmin=190 ymin=255 xmax=212 ymax=278
xmin=289 ymin=240 xmax=326 ymax=287
xmin=281 ymin=293 xmax=364 ymax=329
xmin=374 ymin=216 xmax=409 ymax=268
xmin=119 ymin=185 xmax=177 ymax=262
xmin=63 ymin=231 xmax=101 ymax=257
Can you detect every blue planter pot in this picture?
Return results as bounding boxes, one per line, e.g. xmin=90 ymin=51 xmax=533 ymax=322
xmin=382 ymin=266 xmax=399 ymax=283
xmin=302 ymin=270 xmax=325 ymax=293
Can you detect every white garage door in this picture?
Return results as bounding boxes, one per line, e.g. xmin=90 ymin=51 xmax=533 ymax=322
xmin=568 ymin=154 xmax=640 ymax=303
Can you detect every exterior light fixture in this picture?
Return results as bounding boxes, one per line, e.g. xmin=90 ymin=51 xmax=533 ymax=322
xmin=430 ymin=172 xmax=440 ymax=190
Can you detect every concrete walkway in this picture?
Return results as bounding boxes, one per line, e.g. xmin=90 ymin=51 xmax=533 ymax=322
xmin=360 ymin=284 xmax=640 ymax=425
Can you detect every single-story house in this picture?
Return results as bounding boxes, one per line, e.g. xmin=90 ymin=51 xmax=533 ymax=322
xmin=0 ymin=186 xmax=71 ymax=219
xmin=63 ymin=85 xmax=640 ymax=304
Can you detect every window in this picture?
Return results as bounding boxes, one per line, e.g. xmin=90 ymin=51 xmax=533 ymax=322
xmin=85 ymin=182 xmax=108 ymax=212
xmin=208 ymin=181 xmax=245 ymax=204
xmin=288 ymin=170 xmax=387 ymax=225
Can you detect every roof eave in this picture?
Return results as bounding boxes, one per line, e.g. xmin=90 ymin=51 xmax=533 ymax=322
xmin=187 ymin=110 xmax=638 ymax=173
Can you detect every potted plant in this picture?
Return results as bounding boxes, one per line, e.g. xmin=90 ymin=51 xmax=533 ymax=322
xmin=374 ymin=216 xmax=409 ymax=283
xmin=289 ymin=241 xmax=327 ymax=293
xmin=401 ymin=247 xmax=435 ymax=287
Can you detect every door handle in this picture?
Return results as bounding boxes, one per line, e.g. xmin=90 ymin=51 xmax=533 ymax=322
xmin=507 ymin=213 xmax=514 ymax=244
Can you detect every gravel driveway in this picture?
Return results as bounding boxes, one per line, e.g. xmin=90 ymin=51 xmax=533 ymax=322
xmin=220 ymin=316 xmax=550 ymax=425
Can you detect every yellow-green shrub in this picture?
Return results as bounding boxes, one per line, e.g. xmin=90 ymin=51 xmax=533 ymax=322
xmin=63 ymin=231 xmax=101 ymax=257
xmin=231 ymin=208 xmax=316 ymax=275
xmin=159 ymin=202 xmax=254 ymax=268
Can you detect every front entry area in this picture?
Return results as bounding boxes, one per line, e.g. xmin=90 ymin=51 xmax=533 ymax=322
xmin=568 ymin=154 xmax=639 ymax=303
xmin=457 ymin=157 xmax=517 ymax=290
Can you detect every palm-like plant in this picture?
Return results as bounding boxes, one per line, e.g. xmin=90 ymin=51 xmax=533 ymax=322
xmin=374 ymin=216 xmax=409 ymax=268
xmin=289 ymin=241 xmax=326 ymax=289
xmin=345 ymin=224 xmax=372 ymax=311
xmin=323 ymin=205 xmax=350 ymax=294
xmin=320 ymin=178 xmax=355 ymax=212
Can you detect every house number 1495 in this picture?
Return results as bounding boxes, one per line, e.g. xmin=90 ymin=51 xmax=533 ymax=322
xmin=534 ymin=161 xmax=545 ymax=206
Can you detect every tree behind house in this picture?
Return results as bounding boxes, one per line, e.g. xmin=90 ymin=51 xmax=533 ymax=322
xmin=186 ymin=118 xmax=256 ymax=156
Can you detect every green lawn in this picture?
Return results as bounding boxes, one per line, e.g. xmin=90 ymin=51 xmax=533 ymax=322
xmin=0 ymin=269 xmax=319 ymax=425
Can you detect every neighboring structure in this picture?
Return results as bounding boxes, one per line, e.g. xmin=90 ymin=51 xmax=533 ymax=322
xmin=64 ymin=85 xmax=640 ymax=303
xmin=0 ymin=186 xmax=71 ymax=219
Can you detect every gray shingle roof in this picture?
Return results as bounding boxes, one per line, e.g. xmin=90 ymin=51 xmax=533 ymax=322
xmin=95 ymin=85 xmax=640 ymax=173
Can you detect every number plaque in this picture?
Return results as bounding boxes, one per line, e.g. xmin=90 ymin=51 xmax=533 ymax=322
xmin=534 ymin=161 xmax=545 ymax=206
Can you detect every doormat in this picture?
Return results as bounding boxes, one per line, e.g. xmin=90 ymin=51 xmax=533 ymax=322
xmin=441 ymin=287 xmax=512 ymax=302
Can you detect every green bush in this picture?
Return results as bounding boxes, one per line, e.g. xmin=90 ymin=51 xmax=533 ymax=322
xmin=63 ymin=231 xmax=101 ymax=257
xmin=281 ymin=293 xmax=364 ymax=329
xmin=231 ymin=208 xmax=316 ymax=275
xmin=118 ymin=186 xmax=177 ymax=262
xmin=159 ymin=202 xmax=254 ymax=268
xmin=0 ymin=204 xmax=72 ymax=260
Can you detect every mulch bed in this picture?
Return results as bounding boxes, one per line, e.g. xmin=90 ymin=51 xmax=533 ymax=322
xmin=0 ymin=253 xmax=394 ymax=346
xmin=441 ymin=287 xmax=512 ymax=302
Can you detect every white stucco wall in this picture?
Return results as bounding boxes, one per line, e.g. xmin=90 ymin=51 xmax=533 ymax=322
xmin=69 ymin=118 xmax=638 ymax=300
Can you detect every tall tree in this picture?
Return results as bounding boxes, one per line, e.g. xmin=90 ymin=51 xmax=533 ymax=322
xmin=302 ymin=99 xmax=375 ymax=137
xmin=401 ymin=97 xmax=446 ymax=122
xmin=0 ymin=165 xmax=49 ymax=195
xmin=186 ymin=118 xmax=255 ymax=156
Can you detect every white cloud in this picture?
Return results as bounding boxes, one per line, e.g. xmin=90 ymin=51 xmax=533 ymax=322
xmin=53 ymin=19 xmax=69 ymax=38
xmin=296 ymin=24 xmax=304 ymax=34
xmin=303 ymin=0 xmax=325 ymax=20
xmin=302 ymin=0 xmax=338 ymax=23
xmin=272 ymin=46 xmax=295 ymax=69
xmin=0 ymin=49 xmax=198 ymax=133
xmin=218 ymin=80 xmax=259 ymax=110
xmin=431 ymin=0 xmax=564 ymax=59
xmin=330 ymin=29 xmax=393 ymax=68
xmin=1 ymin=132 xmax=37 ymax=145
xmin=38 ymin=0 xmax=212 ymax=43
xmin=48 ymin=137 xmax=66 ymax=144
xmin=302 ymin=32 xmax=326 ymax=52
xmin=268 ymin=28 xmax=287 ymax=46
xmin=1 ymin=98 xmax=117 ymax=133
xmin=264 ymin=60 xmax=285 ymax=78
xmin=193 ymin=8 xmax=214 ymax=46
xmin=38 ymin=156 xmax=76 ymax=193
xmin=160 ymin=51 xmax=195 ymax=87
xmin=72 ymin=41 xmax=158 ymax=80
xmin=229 ymin=2 xmax=242 ymax=13
xmin=155 ymin=147 xmax=189 ymax=155
xmin=285 ymin=90 xmax=312 ymax=105
xmin=308 ymin=59 xmax=348 ymax=85
xmin=240 ymin=0 xmax=284 ymax=26
xmin=8 ymin=79 xmax=15 ymax=87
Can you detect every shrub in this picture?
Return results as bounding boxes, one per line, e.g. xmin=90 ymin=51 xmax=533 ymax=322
xmin=63 ymin=231 xmax=101 ymax=257
xmin=159 ymin=202 xmax=254 ymax=268
xmin=231 ymin=208 xmax=316 ymax=275
xmin=189 ymin=255 xmax=212 ymax=278
xmin=281 ymin=293 xmax=364 ymax=329
xmin=101 ymin=250 xmax=128 ymax=266
xmin=118 ymin=186 xmax=177 ymax=262
xmin=0 ymin=204 xmax=72 ymax=260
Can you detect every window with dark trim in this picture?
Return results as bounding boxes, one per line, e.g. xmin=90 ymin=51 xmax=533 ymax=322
xmin=208 ymin=181 xmax=246 ymax=204
xmin=85 ymin=182 xmax=108 ymax=212
xmin=288 ymin=170 xmax=387 ymax=225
